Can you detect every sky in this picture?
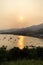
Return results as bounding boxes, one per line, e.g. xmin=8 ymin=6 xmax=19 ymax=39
xmin=0 ymin=0 xmax=43 ymax=29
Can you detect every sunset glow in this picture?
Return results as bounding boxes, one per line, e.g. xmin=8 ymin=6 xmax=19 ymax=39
xmin=0 ymin=0 xmax=43 ymax=29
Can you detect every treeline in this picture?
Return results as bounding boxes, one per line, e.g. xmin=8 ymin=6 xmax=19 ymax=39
xmin=0 ymin=46 xmax=43 ymax=63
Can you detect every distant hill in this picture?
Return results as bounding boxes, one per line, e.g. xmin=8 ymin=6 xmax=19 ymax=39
xmin=36 ymin=28 xmax=43 ymax=34
xmin=28 ymin=23 xmax=43 ymax=31
xmin=0 ymin=23 xmax=43 ymax=38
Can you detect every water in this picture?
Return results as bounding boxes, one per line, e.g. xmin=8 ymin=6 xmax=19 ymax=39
xmin=0 ymin=34 xmax=43 ymax=49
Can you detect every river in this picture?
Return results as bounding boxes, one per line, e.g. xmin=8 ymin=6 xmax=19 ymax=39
xmin=0 ymin=34 xmax=43 ymax=49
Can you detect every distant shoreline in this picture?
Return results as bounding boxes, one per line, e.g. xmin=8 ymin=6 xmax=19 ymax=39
xmin=0 ymin=33 xmax=43 ymax=39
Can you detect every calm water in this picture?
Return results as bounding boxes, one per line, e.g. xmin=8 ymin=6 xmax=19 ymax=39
xmin=0 ymin=34 xmax=43 ymax=49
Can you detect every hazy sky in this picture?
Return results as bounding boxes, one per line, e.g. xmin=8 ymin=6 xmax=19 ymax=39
xmin=0 ymin=0 xmax=43 ymax=29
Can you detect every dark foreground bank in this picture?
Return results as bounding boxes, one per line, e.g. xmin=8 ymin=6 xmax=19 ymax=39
xmin=1 ymin=60 xmax=43 ymax=65
xmin=0 ymin=46 xmax=43 ymax=61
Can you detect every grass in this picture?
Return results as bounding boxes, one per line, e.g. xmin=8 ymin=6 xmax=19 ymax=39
xmin=1 ymin=59 xmax=43 ymax=65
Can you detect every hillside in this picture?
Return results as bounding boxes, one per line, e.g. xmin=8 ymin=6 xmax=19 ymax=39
xmin=0 ymin=23 xmax=43 ymax=38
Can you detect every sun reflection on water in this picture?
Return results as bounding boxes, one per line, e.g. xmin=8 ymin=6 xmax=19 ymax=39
xmin=18 ymin=36 xmax=24 ymax=49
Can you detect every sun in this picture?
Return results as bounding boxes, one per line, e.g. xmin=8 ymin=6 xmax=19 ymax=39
xmin=17 ymin=16 xmax=24 ymax=22
xmin=19 ymin=16 xmax=24 ymax=21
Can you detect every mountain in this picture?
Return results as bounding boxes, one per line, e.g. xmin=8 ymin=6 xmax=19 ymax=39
xmin=28 ymin=23 xmax=43 ymax=31
xmin=36 ymin=28 xmax=43 ymax=34
xmin=0 ymin=23 xmax=43 ymax=38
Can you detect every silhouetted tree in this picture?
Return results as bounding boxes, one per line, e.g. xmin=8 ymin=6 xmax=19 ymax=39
xmin=0 ymin=45 xmax=43 ymax=64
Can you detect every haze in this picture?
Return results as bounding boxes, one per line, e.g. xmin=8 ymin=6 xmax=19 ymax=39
xmin=0 ymin=0 xmax=43 ymax=29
